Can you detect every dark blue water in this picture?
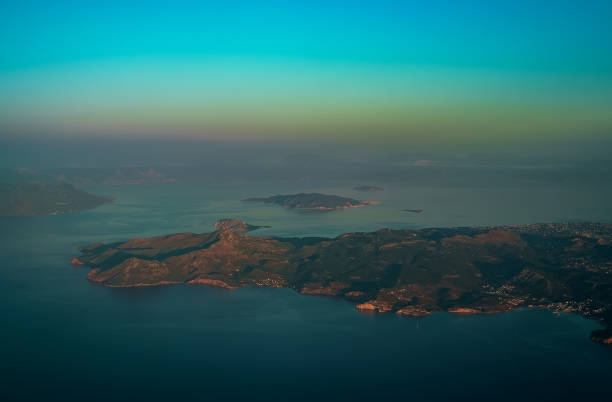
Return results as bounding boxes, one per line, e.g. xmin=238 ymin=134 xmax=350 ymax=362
xmin=1 ymin=181 xmax=611 ymax=401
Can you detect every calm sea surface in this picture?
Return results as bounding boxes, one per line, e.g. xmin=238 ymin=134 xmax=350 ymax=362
xmin=1 ymin=180 xmax=611 ymax=401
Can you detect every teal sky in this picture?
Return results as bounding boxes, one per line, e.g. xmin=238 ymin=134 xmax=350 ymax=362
xmin=1 ymin=0 xmax=611 ymax=146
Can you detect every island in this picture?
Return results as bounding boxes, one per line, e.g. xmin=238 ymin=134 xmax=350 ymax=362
xmin=242 ymin=193 xmax=375 ymax=210
xmin=55 ymin=167 xmax=176 ymax=186
xmin=404 ymin=209 xmax=424 ymax=214
xmin=354 ymin=186 xmax=383 ymax=192
xmin=0 ymin=181 xmax=113 ymax=216
xmin=10 ymin=166 xmax=176 ymax=187
xmin=72 ymin=220 xmax=612 ymax=345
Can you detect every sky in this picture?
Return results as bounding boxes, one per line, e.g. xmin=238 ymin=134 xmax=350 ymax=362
xmin=0 ymin=0 xmax=611 ymax=149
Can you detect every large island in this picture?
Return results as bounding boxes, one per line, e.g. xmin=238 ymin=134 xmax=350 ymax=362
xmin=72 ymin=220 xmax=612 ymax=345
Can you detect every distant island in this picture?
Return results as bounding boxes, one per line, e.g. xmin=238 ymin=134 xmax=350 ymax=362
xmin=55 ymin=167 xmax=176 ymax=186
xmin=242 ymin=193 xmax=375 ymax=210
xmin=404 ymin=209 xmax=424 ymax=214
xmin=354 ymin=186 xmax=383 ymax=192
xmin=11 ymin=166 xmax=176 ymax=187
xmin=0 ymin=182 xmax=113 ymax=216
xmin=73 ymin=220 xmax=612 ymax=345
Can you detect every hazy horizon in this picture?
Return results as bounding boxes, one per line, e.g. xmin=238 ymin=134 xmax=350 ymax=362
xmin=1 ymin=1 xmax=611 ymax=153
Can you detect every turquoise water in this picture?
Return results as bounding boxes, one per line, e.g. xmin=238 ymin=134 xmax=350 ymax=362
xmin=1 ymin=180 xmax=611 ymax=401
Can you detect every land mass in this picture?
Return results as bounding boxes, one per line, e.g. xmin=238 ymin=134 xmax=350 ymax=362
xmin=72 ymin=220 xmax=612 ymax=345
xmin=354 ymin=186 xmax=383 ymax=192
xmin=213 ymin=218 xmax=270 ymax=234
xmin=0 ymin=181 xmax=113 ymax=216
xmin=54 ymin=167 xmax=176 ymax=186
xmin=242 ymin=193 xmax=374 ymax=210
xmin=9 ymin=166 xmax=176 ymax=187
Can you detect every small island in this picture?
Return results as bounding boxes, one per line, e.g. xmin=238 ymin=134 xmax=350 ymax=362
xmin=72 ymin=220 xmax=612 ymax=346
xmin=242 ymin=193 xmax=375 ymax=211
xmin=354 ymin=186 xmax=383 ymax=192
xmin=404 ymin=209 xmax=424 ymax=214
xmin=0 ymin=181 xmax=113 ymax=216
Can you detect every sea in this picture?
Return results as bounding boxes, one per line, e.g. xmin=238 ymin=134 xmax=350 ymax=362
xmin=1 ymin=179 xmax=611 ymax=401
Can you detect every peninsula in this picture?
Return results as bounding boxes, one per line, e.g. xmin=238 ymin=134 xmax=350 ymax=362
xmin=242 ymin=193 xmax=374 ymax=210
xmin=72 ymin=220 xmax=612 ymax=345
